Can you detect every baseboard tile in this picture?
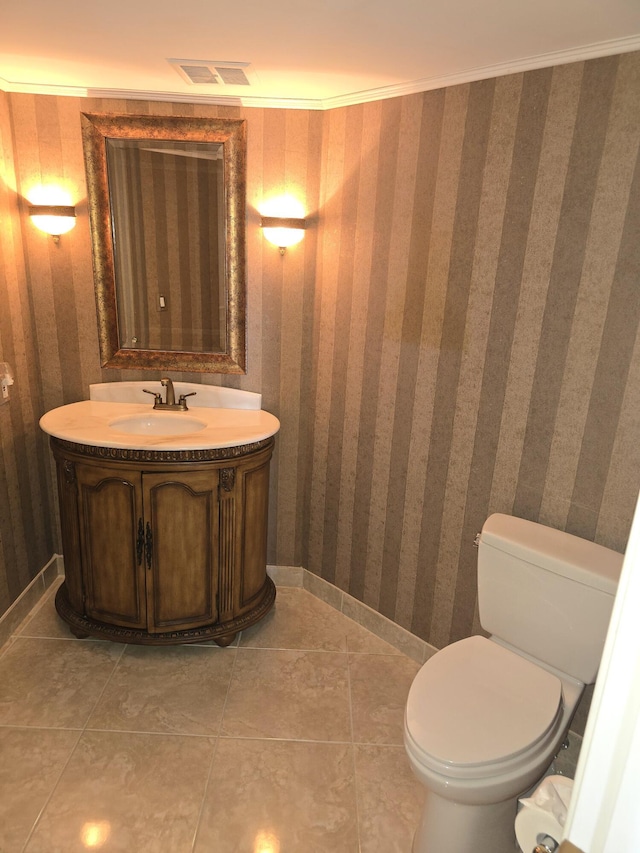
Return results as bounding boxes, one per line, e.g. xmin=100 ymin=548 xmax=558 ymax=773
xmin=340 ymin=594 xmax=436 ymax=664
xmin=0 ymin=554 xmax=62 ymax=652
xmin=269 ymin=564 xmax=436 ymax=664
xmin=266 ymin=565 xmax=304 ymax=588
xmin=302 ymin=570 xmax=344 ymax=611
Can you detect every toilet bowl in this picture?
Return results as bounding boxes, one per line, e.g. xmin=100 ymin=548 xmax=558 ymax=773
xmin=404 ymin=636 xmax=582 ymax=852
xmin=404 ymin=513 xmax=623 ymax=853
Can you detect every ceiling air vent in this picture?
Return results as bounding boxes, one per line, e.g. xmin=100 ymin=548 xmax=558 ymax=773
xmin=216 ymin=66 xmax=250 ymax=86
xmin=168 ymin=59 xmax=253 ymax=86
xmin=180 ymin=65 xmax=219 ymax=84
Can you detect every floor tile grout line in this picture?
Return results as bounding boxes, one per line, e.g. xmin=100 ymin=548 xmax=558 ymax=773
xmin=0 ymin=723 xmax=404 ymax=747
xmin=215 ymin=635 xmax=243 ymax=739
xmin=189 ymin=734 xmax=221 ymax=853
xmin=229 ymin=643 xmax=404 ymax=660
xmin=71 ymin=727 xmax=385 ymax=748
xmin=19 ymin=725 xmax=85 ymax=853
xmin=65 ymin=640 xmax=128 ymax=748
xmin=0 ymin=722 xmax=84 ymax=733
xmin=345 ymin=644 xmax=364 ymax=853
xmin=0 ymin=635 xmax=16 ymax=662
xmin=190 ymin=635 xmax=242 ymax=852
xmin=12 ymin=634 xmax=109 ymax=643
xmin=16 ymin=625 xmax=100 ymax=853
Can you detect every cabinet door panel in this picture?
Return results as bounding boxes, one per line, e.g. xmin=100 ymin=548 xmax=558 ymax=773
xmin=239 ymin=458 xmax=270 ymax=610
xmin=143 ymin=471 xmax=218 ymax=632
xmin=77 ymin=465 xmax=145 ymax=628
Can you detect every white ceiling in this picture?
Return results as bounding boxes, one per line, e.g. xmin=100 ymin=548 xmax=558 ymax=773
xmin=2 ymin=0 xmax=640 ymax=109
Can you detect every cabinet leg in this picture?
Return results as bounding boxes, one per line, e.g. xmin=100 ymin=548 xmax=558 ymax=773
xmin=70 ymin=627 xmax=90 ymax=639
xmin=214 ymin=632 xmax=237 ymax=647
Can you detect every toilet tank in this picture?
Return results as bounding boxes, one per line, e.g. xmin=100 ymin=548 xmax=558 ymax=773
xmin=478 ymin=514 xmax=623 ymax=684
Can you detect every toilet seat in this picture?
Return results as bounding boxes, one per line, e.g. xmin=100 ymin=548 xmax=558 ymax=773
xmin=405 ymin=636 xmax=563 ymax=779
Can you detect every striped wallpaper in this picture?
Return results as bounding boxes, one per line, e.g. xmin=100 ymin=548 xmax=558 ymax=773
xmin=0 ymin=53 xmax=639 ymax=674
xmin=0 ymin=91 xmax=56 ymax=614
xmin=307 ymin=53 xmax=640 ymax=650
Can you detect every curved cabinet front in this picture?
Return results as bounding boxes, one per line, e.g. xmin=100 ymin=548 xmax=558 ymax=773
xmin=51 ymin=436 xmax=276 ymax=645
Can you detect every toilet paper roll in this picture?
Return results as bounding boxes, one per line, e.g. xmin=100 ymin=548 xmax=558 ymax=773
xmin=515 ymin=775 xmax=573 ymax=853
xmin=515 ymin=804 xmax=563 ymax=852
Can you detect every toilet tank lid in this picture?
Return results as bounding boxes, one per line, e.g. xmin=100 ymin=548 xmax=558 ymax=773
xmin=481 ymin=514 xmax=623 ymax=595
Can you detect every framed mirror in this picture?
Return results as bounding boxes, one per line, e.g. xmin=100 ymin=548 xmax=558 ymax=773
xmin=81 ymin=112 xmax=247 ymax=373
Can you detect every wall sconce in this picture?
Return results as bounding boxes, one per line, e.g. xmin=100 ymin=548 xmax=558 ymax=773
xmin=28 ymin=204 xmax=76 ymax=242
xmin=261 ymin=216 xmax=306 ymax=254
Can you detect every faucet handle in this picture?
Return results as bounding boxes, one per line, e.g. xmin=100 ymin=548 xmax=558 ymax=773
xmin=178 ymin=392 xmax=196 ymax=410
xmin=142 ymin=389 xmax=161 ymax=406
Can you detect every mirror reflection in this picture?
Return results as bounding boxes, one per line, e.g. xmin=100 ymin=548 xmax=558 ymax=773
xmin=81 ymin=112 xmax=247 ymax=373
xmin=107 ymin=138 xmax=226 ymax=354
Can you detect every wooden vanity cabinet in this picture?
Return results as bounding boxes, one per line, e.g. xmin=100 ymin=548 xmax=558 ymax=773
xmin=50 ymin=437 xmax=275 ymax=645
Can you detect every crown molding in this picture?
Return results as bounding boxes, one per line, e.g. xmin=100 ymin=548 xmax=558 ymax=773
xmin=321 ymin=34 xmax=640 ymax=109
xmin=2 ymin=34 xmax=639 ymax=112
xmin=0 ymin=80 xmax=90 ymax=99
xmin=0 ymin=79 xmax=325 ymax=111
xmin=85 ymin=88 xmax=326 ymax=111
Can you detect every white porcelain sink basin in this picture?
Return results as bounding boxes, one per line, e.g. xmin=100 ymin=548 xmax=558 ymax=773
xmin=109 ymin=413 xmax=208 ymax=436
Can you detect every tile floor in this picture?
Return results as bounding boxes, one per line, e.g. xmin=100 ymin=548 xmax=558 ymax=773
xmin=0 ymin=579 xmax=425 ymax=852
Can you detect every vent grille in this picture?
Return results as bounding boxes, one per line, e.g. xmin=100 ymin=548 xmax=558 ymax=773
xmin=216 ymin=66 xmax=250 ymax=86
xmin=180 ymin=65 xmax=219 ymax=85
xmin=168 ymin=59 xmax=252 ymax=86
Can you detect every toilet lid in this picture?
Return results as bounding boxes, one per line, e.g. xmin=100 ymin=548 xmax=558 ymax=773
xmin=406 ymin=636 xmax=562 ymax=768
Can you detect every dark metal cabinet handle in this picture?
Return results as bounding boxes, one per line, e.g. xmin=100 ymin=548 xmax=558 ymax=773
xmin=136 ymin=518 xmax=144 ymax=565
xmin=145 ymin=522 xmax=153 ymax=570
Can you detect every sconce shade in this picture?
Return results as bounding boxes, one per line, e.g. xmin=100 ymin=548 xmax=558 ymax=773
xmin=261 ymin=216 xmax=306 ymax=251
xmin=28 ymin=204 xmax=76 ymax=237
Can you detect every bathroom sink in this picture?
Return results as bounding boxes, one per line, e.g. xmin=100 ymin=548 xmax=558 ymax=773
xmin=39 ymin=395 xmax=280 ymax=451
xmin=108 ymin=413 xmax=208 ymax=436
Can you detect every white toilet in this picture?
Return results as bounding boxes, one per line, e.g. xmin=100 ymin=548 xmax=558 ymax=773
xmin=404 ymin=513 xmax=623 ymax=853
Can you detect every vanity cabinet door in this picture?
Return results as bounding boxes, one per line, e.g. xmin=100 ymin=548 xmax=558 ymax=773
xmin=75 ymin=464 xmax=146 ymax=630
xmin=142 ymin=470 xmax=219 ymax=633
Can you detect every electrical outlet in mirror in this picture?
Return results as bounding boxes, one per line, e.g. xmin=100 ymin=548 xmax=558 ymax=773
xmin=0 ymin=362 xmax=14 ymax=403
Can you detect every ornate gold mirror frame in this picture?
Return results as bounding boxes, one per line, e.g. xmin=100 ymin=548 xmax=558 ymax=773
xmin=81 ymin=112 xmax=247 ymax=373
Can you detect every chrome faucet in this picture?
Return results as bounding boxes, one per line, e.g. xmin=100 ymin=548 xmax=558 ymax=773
xmin=142 ymin=378 xmax=196 ymax=411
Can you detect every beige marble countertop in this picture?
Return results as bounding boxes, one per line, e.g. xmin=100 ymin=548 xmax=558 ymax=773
xmin=39 ymin=400 xmax=280 ymax=451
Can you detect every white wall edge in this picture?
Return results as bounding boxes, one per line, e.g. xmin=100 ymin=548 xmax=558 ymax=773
xmin=563 ymin=490 xmax=640 ymax=851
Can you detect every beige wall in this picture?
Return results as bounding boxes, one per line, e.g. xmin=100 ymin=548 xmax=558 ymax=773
xmin=0 ymin=52 xmax=638 ymax=659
